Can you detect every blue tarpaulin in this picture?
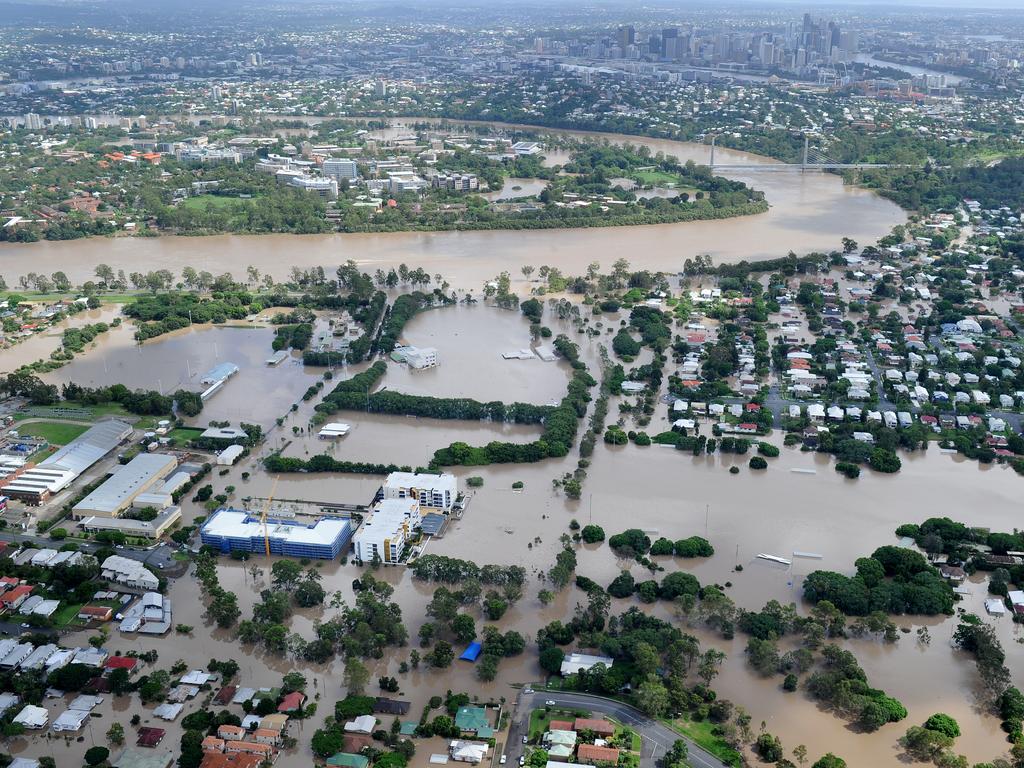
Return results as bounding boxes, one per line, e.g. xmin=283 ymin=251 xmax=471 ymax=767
xmin=459 ymin=642 xmax=482 ymax=662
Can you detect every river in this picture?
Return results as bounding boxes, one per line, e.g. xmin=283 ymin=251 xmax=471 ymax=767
xmin=0 ymin=124 xmax=905 ymax=290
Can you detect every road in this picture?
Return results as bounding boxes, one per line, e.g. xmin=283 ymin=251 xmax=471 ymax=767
xmin=509 ymin=690 xmax=730 ymax=768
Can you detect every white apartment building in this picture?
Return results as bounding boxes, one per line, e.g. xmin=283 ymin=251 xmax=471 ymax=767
xmin=351 ymin=498 xmax=421 ymax=564
xmin=382 ymin=472 xmax=457 ymax=512
xmin=288 ymin=175 xmax=338 ymax=200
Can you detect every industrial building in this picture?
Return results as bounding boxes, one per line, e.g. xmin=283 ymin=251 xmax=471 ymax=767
xmin=351 ymin=498 xmax=421 ymax=565
xmin=0 ymin=420 xmax=132 ymax=503
xmin=200 ymin=362 xmax=239 ymax=400
xmin=200 ymin=508 xmax=353 ymax=559
xmin=71 ymin=453 xmax=178 ymax=519
xmin=382 ymin=472 xmax=457 ymax=512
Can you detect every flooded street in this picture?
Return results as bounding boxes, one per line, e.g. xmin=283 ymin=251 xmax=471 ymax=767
xmin=0 ymin=125 xmax=905 ymax=289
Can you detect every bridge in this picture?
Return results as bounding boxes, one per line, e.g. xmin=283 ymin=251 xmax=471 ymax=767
xmin=707 ymin=135 xmax=917 ymax=172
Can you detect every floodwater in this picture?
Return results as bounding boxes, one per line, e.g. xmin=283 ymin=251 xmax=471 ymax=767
xmin=481 ymin=178 xmax=549 ymax=201
xmin=0 ymin=303 xmax=122 ymax=373
xmin=0 ymin=124 xmax=906 ymax=290
xmin=16 ymin=304 xmax=1015 ymax=767
xmin=39 ymin=321 xmax=323 ymax=428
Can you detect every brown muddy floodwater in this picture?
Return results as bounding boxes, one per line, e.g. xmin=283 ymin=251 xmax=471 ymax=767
xmin=39 ymin=321 xmax=323 ymax=428
xmin=7 ymin=300 xmax=1019 ymax=763
xmin=0 ymin=124 xmax=905 ymax=290
xmin=0 ymin=303 xmax=122 ymax=374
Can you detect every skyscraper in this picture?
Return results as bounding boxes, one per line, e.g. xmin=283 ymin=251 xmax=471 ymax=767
xmin=662 ymin=28 xmax=679 ymax=60
xmin=617 ymin=25 xmax=635 ymax=51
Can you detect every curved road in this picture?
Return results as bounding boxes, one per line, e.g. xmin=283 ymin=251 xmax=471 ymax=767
xmin=510 ymin=689 xmax=730 ymax=768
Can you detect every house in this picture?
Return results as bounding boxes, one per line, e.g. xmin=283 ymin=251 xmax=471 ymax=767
xmin=344 ymin=715 xmax=377 ymax=734
xmin=277 ymin=691 xmax=306 ymax=712
xmin=576 ymin=745 xmax=621 ymax=765
xmin=1008 ymin=590 xmax=1024 ymax=615
xmin=939 ymin=565 xmax=966 ymax=583
xmin=455 ymin=706 xmax=493 ymax=738
xmin=52 ymin=708 xmax=90 ymax=732
xmin=78 ymin=605 xmax=114 ymax=622
xmin=327 ymin=754 xmax=370 ymax=768
xmin=13 ymin=704 xmax=48 ymax=729
xmin=449 ymin=741 xmax=489 ymax=764
xmin=253 ymin=728 xmax=281 ymax=746
xmin=573 ymin=718 xmax=615 ymax=737
xmin=374 ymin=697 xmax=411 ymax=715
xmin=106 ymin=656 xmax=139 ymax=673
xmin=217 ymin=725 xmax=245 ymax=741
xmin=259 ymin=714 xmax=289 ymax=735
xmin=0 ymin=585 xmax=33 ymax=612
xmin=559 ymin=653 xmax=614 ymax=676
xmin=135 ymin=726 xmax=166 ymax=748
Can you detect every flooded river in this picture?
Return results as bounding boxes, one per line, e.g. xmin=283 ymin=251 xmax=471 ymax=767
xmin=0 ymin=125 xmax=905 ymax=290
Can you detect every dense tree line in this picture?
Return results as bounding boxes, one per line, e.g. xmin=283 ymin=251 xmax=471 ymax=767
xmin=124 ymin=290 xmax=258 ymax=341
xmin=264 ymin=453 xmax=411 ymax=475
xmin=410 ymin=554 xmax=527 ymax=589
xmin=430 ymin=336 xmax=594 ymax=467
xmin=316 ymin=361 xmax=388 ymax=413
xmin=317 ymin=389 xmax=554 ymax=424
xmin=803 ymin=545 xmax=954 ymax=616
xmin=378 ymin=291 xmax=453 ymax=354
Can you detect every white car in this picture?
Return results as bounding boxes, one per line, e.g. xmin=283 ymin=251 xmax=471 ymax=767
xmin=545 ymin=700 xmax=555 ymax=706
xmin=519 ymin=758 xmax=525 ymax=767
xmin=500 ymin=756 xmax=507 ymax=765
xmin=522 ymin=736 xmax=528 ymax=744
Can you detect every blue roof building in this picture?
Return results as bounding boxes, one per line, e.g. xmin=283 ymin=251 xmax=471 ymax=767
xmin=200 ymin=508 xmax=353 ymax=559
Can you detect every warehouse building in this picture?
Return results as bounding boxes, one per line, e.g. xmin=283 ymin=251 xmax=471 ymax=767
xmin=200 ymin=508 xmax=353 ymax=559
xmin=351 ymin=498 xmax=421 ymax=565
xmin=71 ymin=453 xmax=178 ymax=519
xmin=0 ymin=420 xmax=132 ymax=503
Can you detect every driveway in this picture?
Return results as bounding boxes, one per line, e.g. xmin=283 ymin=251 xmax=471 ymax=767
xmin=510 ymin=689 xmax=730 ymax=768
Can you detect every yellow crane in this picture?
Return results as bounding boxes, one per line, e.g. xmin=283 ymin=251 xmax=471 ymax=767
xmin=262 ymin=476 xmax=279 ymax=557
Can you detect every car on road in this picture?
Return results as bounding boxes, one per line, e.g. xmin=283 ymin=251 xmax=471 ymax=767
xmin=500 ymin=756 xmax=506 ymax=764
xmin=519 ymin=758 xmax=525 ymax=766
xmin=545 ymin=700 xmax=555 ymax=706
xmin=522 ymin=736 xmax=528 ymax=744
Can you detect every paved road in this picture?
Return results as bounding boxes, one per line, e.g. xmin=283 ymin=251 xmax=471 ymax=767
xmin=511 ymin=690 xmax=729 ymax=768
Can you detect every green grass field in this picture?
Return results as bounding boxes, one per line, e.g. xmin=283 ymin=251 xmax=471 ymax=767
xmin=50 ymin=603 xmax=85 ymax=628
xmin=666 ymin=717 xmax=742 ymax=767
xmin=633 ymin=169 xmax=682 ymax=185
xmin=180 ymin=194 xmax=253 ymax=211
xmin=17 ymin=421 xmax=90 ymax=445
xmin=168 ymin=427 xmax=203 ymax=446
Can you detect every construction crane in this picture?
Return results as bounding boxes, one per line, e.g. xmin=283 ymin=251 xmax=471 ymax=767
xmin=262 ymin=476 xmax=279 ymax=557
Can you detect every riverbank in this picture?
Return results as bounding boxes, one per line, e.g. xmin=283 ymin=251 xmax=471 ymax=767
xmin=0 ymin=126 xmax=905 ymax=289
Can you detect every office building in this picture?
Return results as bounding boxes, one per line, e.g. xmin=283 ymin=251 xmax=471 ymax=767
xmin=352 ymin=498 xmax=422 ymax=565
xmin=382 ymin=472 xmax=457 ymax=512
xmin=23 ymin=113 xmax=42 ymax=130
xmin=72 ymin=453 xmax=178 ymax=519
xmin=200 ymin=508 xmax=353 ymax=559
xmin=616 ymin=25 xmax=635 ymax=50
xmin=322 ymin=158 xmax=358 ymax=181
